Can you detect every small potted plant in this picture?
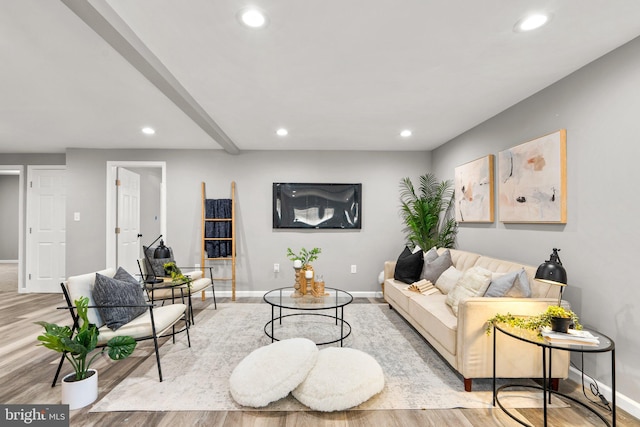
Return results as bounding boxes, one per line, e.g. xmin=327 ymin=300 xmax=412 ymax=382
xmin=286 ymin=247 xmax=321 ymax=268
xmin=36 ymin=296 xmax=137 ymax=410
xmin=486 ymin=305 xmax=582 ymax=336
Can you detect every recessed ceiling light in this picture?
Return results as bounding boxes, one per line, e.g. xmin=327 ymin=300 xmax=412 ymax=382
xmin=514 ymin=13 xmax=551 ymax=32
xmin=276 ymin=128 xmax=288 ymax=136
xmin=142 ymin=127 xmax=155 ymax=135
xmin=400 ymin=130 xmax=412 ymax=138
xmin=239 ymin=8 xmax=267 ymax=28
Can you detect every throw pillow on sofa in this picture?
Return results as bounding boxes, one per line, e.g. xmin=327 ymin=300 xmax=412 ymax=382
xmin=445 ymin=266 xmax=492 ymax=316
xmin=393 ymin=247 xmax=424 ymax=284
xmin=485 ymin=269 xmax=531 ymax=297
xmin=505 ymin=269 xmax=532 ymax=298
xmin=421 ymin=249 xmax=452 ymax=283
xmin=435 ymin=265 xmax=463 ymax=294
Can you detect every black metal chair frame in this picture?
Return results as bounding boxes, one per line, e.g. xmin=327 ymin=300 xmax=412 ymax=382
xmin=138 ymin=261 xmax=217 ymax=324
xmin=51 ymin=282 xmax=191 ymax=387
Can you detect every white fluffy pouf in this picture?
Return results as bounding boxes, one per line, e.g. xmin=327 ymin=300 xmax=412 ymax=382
xmin=229 ymin=338 xmax=318 ymax=408
xmin=292 ymin=347 xmax=385 ymax=412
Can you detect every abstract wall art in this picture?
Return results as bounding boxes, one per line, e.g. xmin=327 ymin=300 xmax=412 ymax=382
xmin=498 ymin=129 xmax=567 ymax=223
xmin=454 ymin=155 xmax=494 ymax=223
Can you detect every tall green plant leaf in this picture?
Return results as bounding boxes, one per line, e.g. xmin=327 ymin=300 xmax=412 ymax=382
xmin=399 ymin=173 xmax=457 ymax=250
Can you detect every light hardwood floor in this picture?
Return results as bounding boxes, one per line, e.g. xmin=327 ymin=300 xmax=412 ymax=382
xmin=1 ymin=289 xmax=637 ymax=427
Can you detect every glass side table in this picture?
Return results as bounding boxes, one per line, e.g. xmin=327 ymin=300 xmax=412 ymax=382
xmin=493 ymin=323 xmax=615 ymax=426
xmin=263 ymin=287 xmax=353 ymax=346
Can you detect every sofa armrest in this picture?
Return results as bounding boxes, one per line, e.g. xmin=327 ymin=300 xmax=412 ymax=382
xmin=456 ymin=297 xmax=569 ymax=379
xmin=384 ymin=261 xmax=396 ymax=282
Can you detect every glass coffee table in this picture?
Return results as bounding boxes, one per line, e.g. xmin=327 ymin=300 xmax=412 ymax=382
xmin=263 ymin=287 xmax=353 ymax=346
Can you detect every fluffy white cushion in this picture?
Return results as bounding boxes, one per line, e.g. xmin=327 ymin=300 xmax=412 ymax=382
xmin=435 ymin=266 xmax=464 ymax=294
xmin=445 ymin=266 xmax=492 ymax=315
xmin=292 ymin=347 xmax=384 ymax=412
xmin=229 ymin=338 xmax=318 ymax=408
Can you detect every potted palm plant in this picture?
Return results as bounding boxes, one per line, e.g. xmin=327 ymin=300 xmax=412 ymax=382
xmin=36 ymin=296 xmax=137 ymax=409
xmin=399 ymin=173 xmax=457 ymax=250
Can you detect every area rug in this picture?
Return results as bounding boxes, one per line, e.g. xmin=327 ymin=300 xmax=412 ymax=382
xmin=91 ymin=302 xmax=566 ymax=412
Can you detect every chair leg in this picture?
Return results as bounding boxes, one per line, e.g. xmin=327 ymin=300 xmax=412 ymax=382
xmin=185 ymin=316 xmax=191 ymax=348
xmin=212 ymin=283 xmax=217 ymax=310
xmin=152 ymin=334 xmax=163 ymax=382
xmin=51 ymin=353 xmax=66 ymax=387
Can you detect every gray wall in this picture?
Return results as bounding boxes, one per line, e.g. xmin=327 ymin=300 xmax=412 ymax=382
xmin=65 ymin=149 xmax=430 ymax=294
xmin=0 ymin=175 xmax=19 ymax=259
xmin=432 ymin=37 xmax=640 ymax=405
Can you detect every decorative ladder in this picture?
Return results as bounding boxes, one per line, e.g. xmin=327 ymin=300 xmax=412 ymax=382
xmin=201 ymin=181 xmax=236 ymax=301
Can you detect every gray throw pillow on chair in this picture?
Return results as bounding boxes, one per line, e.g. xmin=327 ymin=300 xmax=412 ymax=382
xmin=93 ymin=273 xmax=147 ymax=331
xmin=143 ymin=246 xmax=174 ymax=277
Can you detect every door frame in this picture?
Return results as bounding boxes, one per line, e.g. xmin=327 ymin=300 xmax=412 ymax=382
xmin=106 ymin=161 xmax=166 ymax=269
xmin=0 ymin=165 xmax=24 ymax=292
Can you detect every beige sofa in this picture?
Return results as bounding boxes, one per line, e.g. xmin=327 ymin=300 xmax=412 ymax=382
xmin=384 ymin=248 xmax=570 ymax=391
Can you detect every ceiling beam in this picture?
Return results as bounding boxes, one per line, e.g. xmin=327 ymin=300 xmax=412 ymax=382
xmin=61 ymin=0 xmax=240 ymax=154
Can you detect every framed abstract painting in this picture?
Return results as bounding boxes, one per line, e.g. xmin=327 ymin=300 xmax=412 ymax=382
xmin=498 ymin=129 xmax=567 ymax=223
xmin=454 ymin=155 xmax=494 ymax=223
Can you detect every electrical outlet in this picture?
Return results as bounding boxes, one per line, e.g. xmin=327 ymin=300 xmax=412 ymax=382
xmin=351 ymin=265 xmax=357 ymax=274
xmin=194 ymin=263 xmax=200 ymax=268
xmin=274 ymin=263 xmax=280 ymax=273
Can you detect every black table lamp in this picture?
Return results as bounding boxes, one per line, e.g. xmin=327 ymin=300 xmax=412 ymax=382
xmin=535 ymin=248 xmax=567 ymax=305
xmin=154 ymin=239 xmax=171 ymax=259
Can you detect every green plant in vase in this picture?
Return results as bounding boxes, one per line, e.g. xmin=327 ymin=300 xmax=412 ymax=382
xmin=36 ymin=296 xmax=137 ymax=381
xmin=286 ymin=247 xmax=321 ymax=267
xmin=486 ymin=305 xmax=582 ymax=336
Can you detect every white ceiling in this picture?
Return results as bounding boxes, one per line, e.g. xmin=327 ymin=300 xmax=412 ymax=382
xmin=2 ymin=1 xmax=640 ymax=154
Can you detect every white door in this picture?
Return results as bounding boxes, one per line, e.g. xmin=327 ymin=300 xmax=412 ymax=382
xmin=116 ymin=167 xmax=141 ymax=274
xmin=26 ymin=167 xmax=66 ymax=293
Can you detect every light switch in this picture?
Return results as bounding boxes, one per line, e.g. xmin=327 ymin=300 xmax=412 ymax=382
xmin=74 ymin=212 xmax=80 ymax=221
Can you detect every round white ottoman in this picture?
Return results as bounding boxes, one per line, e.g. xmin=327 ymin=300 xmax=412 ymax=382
xmin=229 ymin=338 xmax=318 ymax=408
xmin=292 ymin=347 xmax=385 ymax=412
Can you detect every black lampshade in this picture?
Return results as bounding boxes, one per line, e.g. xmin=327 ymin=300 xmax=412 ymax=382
xmin=535 ymin=248 xmax=567 ymax=286
xmin=154 ymin=239 xmax=171 ymax=259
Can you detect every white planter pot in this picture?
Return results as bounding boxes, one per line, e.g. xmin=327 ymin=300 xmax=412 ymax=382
xmin=61 ymin=369 xmax=98 ymax=410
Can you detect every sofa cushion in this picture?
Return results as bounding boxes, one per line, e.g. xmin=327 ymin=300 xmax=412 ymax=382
xmin=384 ymin=279 xmax=415 ymax=313
xmin=421 ymin=249 xmax=452 ymax=282
xmin=93 ymin=273 xmax=148 ymax=331
xmin=435 ymin=266 xmax=464 ymax=294
xmin=408 ymin=293 xmax=457 ymax=355
xmin=393 ymin=247 xmax=424 ymax=284
xmin=445 ymin=266 xmax=492 ymax=316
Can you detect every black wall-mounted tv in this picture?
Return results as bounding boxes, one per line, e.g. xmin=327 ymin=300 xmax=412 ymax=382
xmin=273 ymin=183 xmax=362 ymax=229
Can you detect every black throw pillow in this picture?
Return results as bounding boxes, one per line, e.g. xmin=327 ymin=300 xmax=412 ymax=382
xmin=393 ymin=247 xmax=424 ymax=284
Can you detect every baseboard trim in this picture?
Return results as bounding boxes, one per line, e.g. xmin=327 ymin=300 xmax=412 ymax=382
xmin=0 ymin=260 xmax=18 ymax=263
xmin=203 ymin=290 xmax=384 ymax=299
xmin=568 ymin=365 xmax=640 ymax=420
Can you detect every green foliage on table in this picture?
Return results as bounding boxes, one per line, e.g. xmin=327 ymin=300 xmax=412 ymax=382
xmin=164 ymin=262 xmax=190 ymax=285
xmin=399 ymin=173 xmax=457 ymax=251
xmin=286 ymin=247 xmax=321 ymax=266
xmin=36 ymin=296 xmax=137 ymax=381
xmin=486 ymin=305 xmax=582 ymax=336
